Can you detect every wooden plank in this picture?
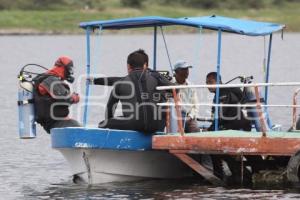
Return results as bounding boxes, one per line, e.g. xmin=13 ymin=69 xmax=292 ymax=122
xmin=172 ymin=88 xmax=184 ymax=136
xmin=254 ymin=86 xmax=267 ymax=136
xmin=153 ymin=135 xmax=300 ymax=156
xmin=172 ymin=153 xmax=224 ymax=186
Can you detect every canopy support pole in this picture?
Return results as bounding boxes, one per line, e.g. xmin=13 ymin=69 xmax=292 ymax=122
xmin=264 ymin=33 xmax=273 ymax=104
xmin=264 ymin=34 xmax=273 ymax=128
xmin=153 ymin=26 xmax=157 ymax=70
xmin=83 ymin=27 xmax=91 ymax=126
xmin=214 ymin=29 xmax=222 ymax=131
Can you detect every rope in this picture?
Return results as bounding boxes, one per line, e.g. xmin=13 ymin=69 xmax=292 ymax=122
xmin=160 ymin=26 xmax=173 ymax=74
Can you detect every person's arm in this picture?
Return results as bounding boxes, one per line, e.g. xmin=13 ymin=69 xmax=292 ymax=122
xmin=38 ymin=76 xmax=79 ymax=103
xmin=92 ymin=77 xmax=123 ymax=86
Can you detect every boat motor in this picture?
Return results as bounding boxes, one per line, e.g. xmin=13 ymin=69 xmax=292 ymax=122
xmin=17 ymin=64 xmax=48 ymax=139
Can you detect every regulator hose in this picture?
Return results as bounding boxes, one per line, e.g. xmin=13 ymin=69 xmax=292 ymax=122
xmin=18 ymin=64 xmax=48 ymax=82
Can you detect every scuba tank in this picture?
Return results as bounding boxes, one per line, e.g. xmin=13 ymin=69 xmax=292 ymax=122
xmin=18 ymin=78 xmax=36 ymax=139
xmin=244 ymin=86 xmax=270 ymax=131
xmin=226 ymin=75 xmax=271 ymax=131
xmin=17 ymin=64 xmax=48 ymax=139
xmin=241 ymin=76 xmax=271 ymax=131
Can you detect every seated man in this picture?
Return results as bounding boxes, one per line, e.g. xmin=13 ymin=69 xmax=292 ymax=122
xmin=206 ymin=72 xmax=251 ymax=131
xmin=98 ymin=49 xmax=174 ymax=133
xmin=172 ymin=60 xmax=200 ymax=133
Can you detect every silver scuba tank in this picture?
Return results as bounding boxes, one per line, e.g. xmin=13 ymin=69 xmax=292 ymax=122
xmin=244 ymin=86 xmax=270 ymax=131
xmin=18 ymin=79 xmax=36 ymax=139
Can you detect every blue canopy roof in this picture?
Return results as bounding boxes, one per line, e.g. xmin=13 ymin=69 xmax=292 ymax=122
xmin=79 ymin=15 xmax=285 ymax=36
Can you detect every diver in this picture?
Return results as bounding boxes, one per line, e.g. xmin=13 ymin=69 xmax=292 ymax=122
xmin=172 ymin=60 xmax=200 ymax=133
xmin=205 ymin=72 xmax=251 ymax=131
xmin=97 ymin=49 xmax=174 ymax=133
xmin=33 ymin=56 xmax=81 ymax=133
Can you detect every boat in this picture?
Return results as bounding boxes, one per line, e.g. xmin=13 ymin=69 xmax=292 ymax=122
xmin=20 ymin=15 xmax=300 ymax=185
xmin=51 ymin=128 xmax=195 ymax=184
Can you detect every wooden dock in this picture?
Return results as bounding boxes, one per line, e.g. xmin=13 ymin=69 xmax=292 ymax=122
xmin=152 ymin=131 xmax=300 ymax=186
xmin=153 ymin=131 xmax=300 ymax=156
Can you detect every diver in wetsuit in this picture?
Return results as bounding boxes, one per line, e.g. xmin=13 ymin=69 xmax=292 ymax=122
xmin=33 ymin=56 xmax=81 ymax=133
xmin=96 ymin=49 xmax=174 ymax=133
xmin=206 ymin=72 xmax=251 ymax=131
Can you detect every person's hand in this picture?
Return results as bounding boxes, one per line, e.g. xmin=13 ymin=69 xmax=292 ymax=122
xmin=86 ymin=77 xmax=94 ymax=85
xmin=71 ymin=93 xmax=80 ymax=104
xmin=186 ymin=116 xmax=192 ymax=122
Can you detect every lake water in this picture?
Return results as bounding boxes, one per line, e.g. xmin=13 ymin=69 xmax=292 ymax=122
xmin=1 ymin=33 xmax=300 ymax=199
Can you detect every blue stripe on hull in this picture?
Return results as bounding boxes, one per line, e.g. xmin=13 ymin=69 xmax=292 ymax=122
xmin=51 ymin=127 xmax=152 ymax=150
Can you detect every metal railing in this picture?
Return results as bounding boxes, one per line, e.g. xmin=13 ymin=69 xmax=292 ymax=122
xmin=157 ymin=82 xmax=300 ymax=137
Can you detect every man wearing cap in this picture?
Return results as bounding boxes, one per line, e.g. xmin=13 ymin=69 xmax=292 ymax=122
xmin=33 ymin=56 xmax=81 ymax=133
xmin=173 ymin=60 xmax=200 ymax=133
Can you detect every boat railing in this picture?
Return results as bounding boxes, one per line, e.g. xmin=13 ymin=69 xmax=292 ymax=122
xmin=157 ymin=82 xmax=300 ymax=90
xmin=157 ymin=82 xmax=300 ymax=136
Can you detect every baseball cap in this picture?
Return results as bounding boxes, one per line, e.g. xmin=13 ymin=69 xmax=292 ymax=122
xmin=173 ymin=60 xmax=193 ymax=71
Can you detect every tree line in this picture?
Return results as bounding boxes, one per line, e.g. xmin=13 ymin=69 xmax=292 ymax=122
xmin=0 ymin=0 xmax=298 ymax=10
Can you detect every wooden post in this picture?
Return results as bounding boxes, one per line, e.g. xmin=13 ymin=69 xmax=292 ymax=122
xmin=172 ymin=153 xmax=224 ymax=186
xmin=166 ymin=99 xmax=171 ymax=133
xmin=172 ymin=88 xmax=184 ymax=136
xmin=254 ymin=86 xmax=267 ymax=137
xmin=292 ymin=88 xmax=300 ymax=130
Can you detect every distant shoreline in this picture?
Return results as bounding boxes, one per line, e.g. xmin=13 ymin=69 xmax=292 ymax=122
xmin=1 ymin=3 xmax=299 ymax=34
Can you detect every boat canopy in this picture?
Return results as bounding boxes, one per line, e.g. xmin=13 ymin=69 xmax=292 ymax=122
xmin=79 ymin=15 xmax=285 ymax=36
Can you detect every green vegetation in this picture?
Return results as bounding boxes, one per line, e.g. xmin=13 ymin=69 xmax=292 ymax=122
xmin=0 ymin=0 xmax=299 ymax=34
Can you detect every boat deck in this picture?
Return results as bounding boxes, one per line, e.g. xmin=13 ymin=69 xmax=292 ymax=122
xmin=152 ymin=130 xmax=300 ymax=156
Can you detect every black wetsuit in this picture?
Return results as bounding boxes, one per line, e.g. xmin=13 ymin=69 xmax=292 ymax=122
xmin=208 ymin=87 xmax=251 ymax=131
xmin=33 ymin=74 xmax=80 ymax=133
xmin=98 ymin=69 xmax=173 ymax=133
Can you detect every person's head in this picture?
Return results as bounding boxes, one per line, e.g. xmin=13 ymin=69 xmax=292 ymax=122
xmin=48 ymin=56 xmax=75 ymax=83
xmin=173 ymin=60 xmax=192 ymax=84
xmin=127 ymin=49 xmax=148 ymax=73
xmin=206 ymin=72 xmax=222 ymax=93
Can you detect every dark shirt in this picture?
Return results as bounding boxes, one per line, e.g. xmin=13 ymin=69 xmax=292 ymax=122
xmin=102 ymin=69 xmax=174 ymax=132
xmin=209 ymin=87 xmax=251 ymax=131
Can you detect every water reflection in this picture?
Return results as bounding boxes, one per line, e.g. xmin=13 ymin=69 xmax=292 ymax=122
xmin=23 ymin=179 xmax=300 ymax=200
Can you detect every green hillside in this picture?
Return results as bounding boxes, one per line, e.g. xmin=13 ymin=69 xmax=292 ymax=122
xmin=0 ymin=0 xmax=299 ymax=34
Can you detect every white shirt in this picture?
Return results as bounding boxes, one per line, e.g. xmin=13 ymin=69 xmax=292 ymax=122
xmin=172 ymin=78 xmax=199 ymax=119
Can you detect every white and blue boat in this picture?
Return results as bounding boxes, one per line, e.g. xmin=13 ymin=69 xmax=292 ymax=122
xmin=21 ymin=16 xmax=300 ymax=185
xmin=51 ymin=128 xmax=193 ymax=184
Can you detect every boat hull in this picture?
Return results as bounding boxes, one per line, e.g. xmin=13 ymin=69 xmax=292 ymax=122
xmin=57 ymin=148 xmax=194 ymax=184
